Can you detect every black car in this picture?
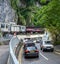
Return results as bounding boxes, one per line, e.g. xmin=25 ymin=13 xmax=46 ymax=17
xmin=23 ymin=46 xmax=39 ymax=58
xmin=23 ymin=43 xmax=35 ymax=48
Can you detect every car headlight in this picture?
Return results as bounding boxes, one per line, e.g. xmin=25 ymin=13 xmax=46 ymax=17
xmin=51 ymin=45 xmax=54 ymax=48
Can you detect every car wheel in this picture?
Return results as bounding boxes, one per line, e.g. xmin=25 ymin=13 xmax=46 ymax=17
xmin=37 ymin=55 xmax=39 ymax=58
xmin=51 ymin=49 xmax=54 ymax=52
xmin=24 ymin=55 xmax=27 ymax=58
xmin=41 ymin=47 xmax=42 ymax=50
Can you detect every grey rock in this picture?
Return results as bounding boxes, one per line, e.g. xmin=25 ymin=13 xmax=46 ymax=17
xmin=0 ymin=0 xmax=16 ymax=22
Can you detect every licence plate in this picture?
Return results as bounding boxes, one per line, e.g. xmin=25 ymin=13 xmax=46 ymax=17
xmin=30 ymin=50 xmax=34 ymax=53
xmin=47 ymin=48 xmax=51 ymax=49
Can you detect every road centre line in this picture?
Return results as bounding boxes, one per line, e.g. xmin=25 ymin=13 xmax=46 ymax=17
xmin=40 ymin=53 xmax=48 ymax=60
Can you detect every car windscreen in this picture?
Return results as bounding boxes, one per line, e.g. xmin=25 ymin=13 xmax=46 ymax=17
xmin=27 ymin=46 xmax=37 ymax=51
xmin=45 ymin=41 xmax=52 ymax=44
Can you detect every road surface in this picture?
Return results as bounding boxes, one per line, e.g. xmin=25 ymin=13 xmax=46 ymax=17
xmin=21 ymin=43 xmax=60 ymax=64
xmin=0 ymin=45 xmax=9 ymax=64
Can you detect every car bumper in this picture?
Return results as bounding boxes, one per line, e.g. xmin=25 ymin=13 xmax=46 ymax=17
xmin=43 ymin=48 xmax=54 ymax=51
xmin=25 ymin=53 xmax=39 ymax=57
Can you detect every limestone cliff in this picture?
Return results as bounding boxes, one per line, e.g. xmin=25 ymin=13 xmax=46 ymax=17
xmin=0 ymin=0 xmax=16 ymax=22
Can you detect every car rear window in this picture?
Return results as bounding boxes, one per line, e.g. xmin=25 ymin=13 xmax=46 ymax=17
xmin=27 ymin=46 xmax=36 ymax=51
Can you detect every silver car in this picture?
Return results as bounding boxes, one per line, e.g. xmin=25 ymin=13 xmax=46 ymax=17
xmin=40 ymin=40 xmax=54 ymax=52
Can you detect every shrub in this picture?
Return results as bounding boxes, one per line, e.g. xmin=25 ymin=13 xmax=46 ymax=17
xmin=40 ymin=0 xmax=47 ymax=4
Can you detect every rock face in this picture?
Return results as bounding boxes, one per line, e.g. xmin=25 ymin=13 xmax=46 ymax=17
xmin=0 ymin=0 xmax=15 ymax=22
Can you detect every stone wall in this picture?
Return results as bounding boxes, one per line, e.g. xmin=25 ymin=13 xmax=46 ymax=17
xmin=0 ymin=0 xmax=16 ymax=22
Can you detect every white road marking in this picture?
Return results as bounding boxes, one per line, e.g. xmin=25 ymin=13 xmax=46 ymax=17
xmin=40 ymin=53 xmax=48 ymax=60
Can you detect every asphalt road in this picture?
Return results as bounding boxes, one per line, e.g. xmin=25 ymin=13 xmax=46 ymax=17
xmin=0 ymin=37 xmax=10 ymax=42
xmin=0 ymin=45 xmax=9 ymax=64
xmin=21 ymin=43 xmax=60 ymax=64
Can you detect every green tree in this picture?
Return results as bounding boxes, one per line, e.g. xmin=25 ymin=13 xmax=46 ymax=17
xmin=40 ymin=0 xmax=47 ymax=4
xmin=35 ymin=0 xmax=60 ymax=44
xmin=10 ymin=0 xmax=26 ymax=25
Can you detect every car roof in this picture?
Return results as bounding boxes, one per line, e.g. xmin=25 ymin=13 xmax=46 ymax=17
xmin=24 ymin=43 xmax=35 ymax=47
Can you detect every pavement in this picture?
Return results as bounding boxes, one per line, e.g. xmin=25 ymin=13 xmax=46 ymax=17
xmin=0 ymin=45 xmax=9 ymax=64
xmin=54 ymin=45 xmax=60 ymax=55
xmin=18 ymin=43 xmax=60 ymax=64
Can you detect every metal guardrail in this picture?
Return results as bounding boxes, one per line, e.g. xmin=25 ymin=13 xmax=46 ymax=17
xmin=9 ymin=36 xmax=20 ymax=64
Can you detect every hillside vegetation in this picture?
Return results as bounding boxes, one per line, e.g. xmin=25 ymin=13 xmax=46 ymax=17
xmin=10 ymin=0 xmax=60 ymax=45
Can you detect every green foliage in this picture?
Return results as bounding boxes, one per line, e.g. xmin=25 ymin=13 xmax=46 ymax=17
xmin=10 ymin=0 xmax=37 ymax=26
xmin=35 ymin=0 xmax=60 ymax=43
xmin=11 ymin=0 xmax=26 ymax=25
xmin=40 ymin=0 xmax=47 ymax=4
xmin=23 ymin=0 xmax=36 ymax=6
xmin=10 ymin=0 xmax=51 ymax=26
xmin=17 ymin=14 xmax=26 ymax=25
xmin=10 ymin=0 xmax=60 ymax=45
xmin=10 ymin=0 xmax=60 ymax=44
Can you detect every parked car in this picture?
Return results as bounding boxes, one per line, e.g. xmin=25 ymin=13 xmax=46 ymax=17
xmin=23 ymin=45 xmax=39 ymax=58
xmin=40 ymin=40 xmax=54 ymax=52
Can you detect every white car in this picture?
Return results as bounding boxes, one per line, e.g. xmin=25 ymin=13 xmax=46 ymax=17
xmin=40 ymin=40 xmax=54 ymax=52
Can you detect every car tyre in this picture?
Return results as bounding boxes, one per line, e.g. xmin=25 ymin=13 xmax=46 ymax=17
xmin=37 ymin=55 xmax=39 ymax=58
xmin=24 ymin=55 xmax=27 ymax=58
xmin=41 ymin=47 xmax=42 ymax=50
xmin=51 ymin=49 xmax=54 ymax=52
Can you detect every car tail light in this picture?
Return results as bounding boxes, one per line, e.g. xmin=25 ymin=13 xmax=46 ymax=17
xmin=35 ymin=50 xmax=39 ymax=52
xmin=25 ymin=50 xmax=29 ymax=53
